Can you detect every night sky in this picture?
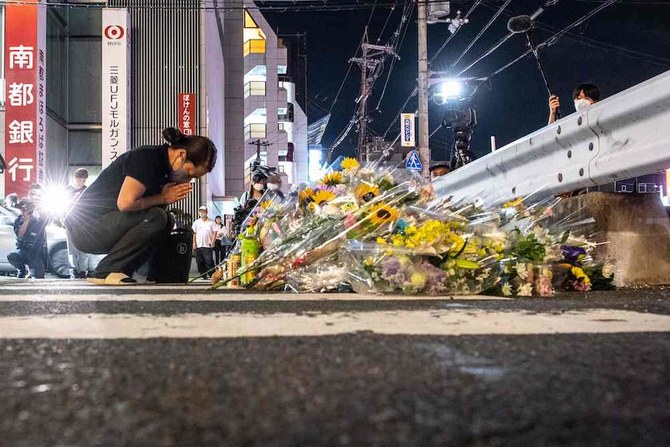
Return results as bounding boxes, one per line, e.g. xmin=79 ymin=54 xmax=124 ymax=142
xmin=264 ymin=0 xmax=670 ymax=161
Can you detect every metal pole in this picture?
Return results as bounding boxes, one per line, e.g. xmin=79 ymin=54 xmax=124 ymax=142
xmin=356 ymin=37 xmax=369 ymax=161
xmin=417 ymin=0 xmax=430 ymax=179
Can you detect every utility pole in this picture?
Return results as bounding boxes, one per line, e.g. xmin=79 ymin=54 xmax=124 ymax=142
xmin=249 ymin=139 xmax=272 ymax=163
xmin=351 ymin=30 xmax=399 ymax=162
xmin=417 ymin=0 xmax=430 ymax=179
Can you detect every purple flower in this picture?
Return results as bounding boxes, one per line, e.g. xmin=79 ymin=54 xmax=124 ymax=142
xmin=382 ymin=257 xmax=402 ymax=277
xmin=420 ymin=262 xmax=447 ymax=294
xmin=562 ymin=245 xmax=587 ymax=266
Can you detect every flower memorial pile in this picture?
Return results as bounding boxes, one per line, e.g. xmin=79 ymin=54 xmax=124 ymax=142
xmin=213 ymin=158 xmax=614 ymax=296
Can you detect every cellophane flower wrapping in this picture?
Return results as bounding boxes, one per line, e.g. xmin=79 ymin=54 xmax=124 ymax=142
xmin=214 ymin=157 xmax=614 ymax=296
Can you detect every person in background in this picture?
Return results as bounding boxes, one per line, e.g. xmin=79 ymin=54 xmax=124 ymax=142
xmin=192 ymin=206 xmax=217 ymax=278
xmin=266 ymin=174 xmax=285 ymax=202
xmin=548 ymin=83 xmax=601 ymax=125
xmin=8 ymin=200 xmax=46 ymax=279
xmin=66 ymin=168 xmax=89 ymax=201
xmin=65 ymin=127 xmax=217 ymax=285
xmin=65 ymin=168 xmax=93 ymax=278
xmin=429 ymin=163 xmax=450 ymax=180
xmin=212 ymin=215 xmax=225 ymax=265
xmin=239 ymin=172 xmax=267 ymax=206
xmin=4 ymin=193 xmax=19 ymax=209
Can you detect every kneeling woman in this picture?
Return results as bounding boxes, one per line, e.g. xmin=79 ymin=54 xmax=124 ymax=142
xmin=65 ymin=128 xmax=217 ymax=284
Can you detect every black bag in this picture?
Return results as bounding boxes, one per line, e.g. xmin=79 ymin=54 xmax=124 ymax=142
xmin=152 ymin=228 xmax=193 ymax=284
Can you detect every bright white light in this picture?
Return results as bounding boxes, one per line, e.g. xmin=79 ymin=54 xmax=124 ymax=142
xmin=40 ymin=185 xmax=72 ymax=218
xmin=308 ymin=149 xmax=324 ymax=181
xmin=441 ymin=80 xmax=463 ymax=99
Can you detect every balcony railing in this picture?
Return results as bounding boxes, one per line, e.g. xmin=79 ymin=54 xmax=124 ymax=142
xmin=243 ymin=39 xmax=266 ymax=57
xmin=245 ymin=123 xmax=266 ymax=140
xmin=244 ymin=81 xmax=266 ymax=98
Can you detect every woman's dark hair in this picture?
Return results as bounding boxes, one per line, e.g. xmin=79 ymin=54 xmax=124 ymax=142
xmin=163 ymin=127 xmax=217 ymax=172
xmin=572 ymin=83 xmax=600 ymax=102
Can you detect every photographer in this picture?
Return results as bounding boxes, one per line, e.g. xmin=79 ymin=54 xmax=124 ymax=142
xmin=7 ymin=200 xmax=46 ymax=279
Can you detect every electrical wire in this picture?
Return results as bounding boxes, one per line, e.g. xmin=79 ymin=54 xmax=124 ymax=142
xmin=374 ymin=0 xmax=415 ymax=109
xmin=476 ymin=1 xmax=670 ymax=67
xmin=429 ymin=0 xmax=483 ymax=64
xmin=449 ymin=0 xmax=513 ymax=69
xmin=486 ymin=0 xmax=620 ymax=79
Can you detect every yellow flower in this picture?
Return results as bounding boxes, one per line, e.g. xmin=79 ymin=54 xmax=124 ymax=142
xmin=376 ymin=237 xmax=387 ymax=245
xmin=355 ymin=183 xmax=380 ymax=203
xmin=369 ymin=203 xmax=399 ymax=226
xmin=571 ymin=266 xmax=591 ymax=285
xmin=313 ymin=189 xmax=337 ymax=206
xmin=320 ymin=171 xmax=344 ymax=187
xmin=341 ymin=157 xmax=360 ymax=171
xmin=503 ymin=197 xmax=523 ymax=209
xmin=391 ymin=234 xmax=405 ymax=247
xmin=259 ymin=200 xmax=273 ymax=210
xmin=298 ymin=187 xmax=315 ymax=205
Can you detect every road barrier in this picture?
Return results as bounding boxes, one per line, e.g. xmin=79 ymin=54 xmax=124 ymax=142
xmin=433 ymin=70 xmax=670 ymax=204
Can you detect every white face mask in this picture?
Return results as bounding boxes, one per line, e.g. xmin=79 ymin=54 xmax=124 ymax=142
xmin=267 ymin=183 xmax=280 ymax=191
xmin=574 ymin=98 xmax=592 ymax=112
xmin=253 ymin=183 xmax=265 ymax=192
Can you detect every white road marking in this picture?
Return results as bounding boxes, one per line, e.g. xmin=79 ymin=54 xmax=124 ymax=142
xmin=0 ymin=309 xmax=667 ymax=339
xmin=0 ymin=293 xmax=509 ymax=302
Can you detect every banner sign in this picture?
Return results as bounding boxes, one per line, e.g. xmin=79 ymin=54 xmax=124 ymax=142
xmin=178 ymin=93 xmax=196 ymax=136
xmin=102 ymin=8 xmax=130 ymax=169
xmin=4 ymin=0 xmax=47 ymax=197
xmin=400 ymin=113 xmax=415 ymax=147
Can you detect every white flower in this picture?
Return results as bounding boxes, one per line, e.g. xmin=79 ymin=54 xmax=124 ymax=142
xmin=517 ymin=283 xmax=533 ymax=297
xmin=516 ymin=263 xmax=529 ymax=280
xmin=601 ymin=262 xmax=614 ymax=279
xmin=501 ymin=283 xmax=513 ymax=296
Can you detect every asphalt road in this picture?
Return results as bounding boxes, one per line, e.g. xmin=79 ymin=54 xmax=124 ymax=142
xmin=0 ymin=281 xmax=669 ymax=446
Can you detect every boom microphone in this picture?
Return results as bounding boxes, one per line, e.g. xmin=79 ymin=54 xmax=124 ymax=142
xmin=507 ymin=15 xmax=533 ymax=33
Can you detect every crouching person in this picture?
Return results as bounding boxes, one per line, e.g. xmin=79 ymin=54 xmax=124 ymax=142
xmin=8 ymin=200 xmax=46 ymax=279
xmin=64 ymin=127 xmax=217 ymax=285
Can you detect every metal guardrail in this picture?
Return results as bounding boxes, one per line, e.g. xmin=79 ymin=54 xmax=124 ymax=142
xmin=433 ymin=70 xmax=670 ymax=204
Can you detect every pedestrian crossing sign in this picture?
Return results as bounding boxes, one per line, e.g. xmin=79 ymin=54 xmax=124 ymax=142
xmin=406 ymin=150 xmax=423 ymax=171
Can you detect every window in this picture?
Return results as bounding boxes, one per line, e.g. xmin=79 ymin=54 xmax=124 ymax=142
xmin=244 ymin=81 xmax=266 ymax=98
xmin=245 ymin=123 xmax=266 ymax=140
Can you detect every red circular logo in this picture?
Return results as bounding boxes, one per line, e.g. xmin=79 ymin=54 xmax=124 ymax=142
xmin=104 ymin=25 xmax=125 ymax=40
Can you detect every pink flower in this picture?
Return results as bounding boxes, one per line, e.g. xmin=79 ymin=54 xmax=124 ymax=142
xmin=343 ymin=213 xmax=357 ymax=229
xmin=535 ymin=275 xmax=554 ymax=297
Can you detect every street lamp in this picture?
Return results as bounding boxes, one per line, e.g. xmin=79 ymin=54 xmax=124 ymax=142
xmin=440 ymin=80 xmax=464 ymax=99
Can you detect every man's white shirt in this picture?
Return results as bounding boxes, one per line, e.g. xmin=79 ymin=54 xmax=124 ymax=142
xmin=192 ymin=218 xmax=216 ymax=248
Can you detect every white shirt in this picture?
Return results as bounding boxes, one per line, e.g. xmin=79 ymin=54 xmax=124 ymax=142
xmin=192 ymin=218 xmax=216 ymax=248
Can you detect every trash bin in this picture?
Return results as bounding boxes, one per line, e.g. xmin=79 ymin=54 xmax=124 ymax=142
xmin=153 ymin=228 xmax=193 ymax=284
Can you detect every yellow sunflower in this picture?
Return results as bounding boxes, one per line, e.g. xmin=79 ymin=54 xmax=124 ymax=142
xmin=369 ymin=203 xmax=399 ymax=226
xmin=313 ymin=189 xmax=337 ymax=206
xmin=298 ymin=187 xmax=316 ymax=205
xmin=259 ymin=200 xmax=273 ymax=210
xmin=355 ymin=183 xmax=380 ymax=203
xmin=320 ymin=171 xmax=344 ymax=187
xmin=341 ymin=157 xmax=360 ymax=171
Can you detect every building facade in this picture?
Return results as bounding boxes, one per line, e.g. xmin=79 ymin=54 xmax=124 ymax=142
xmin=0 ymin=1 xmax=308 ymax=215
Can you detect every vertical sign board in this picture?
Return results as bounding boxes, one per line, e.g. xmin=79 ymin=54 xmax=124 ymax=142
xmin=102 ymin=8 xmax=130 ymax=169
xmin=178 ymin=93 xmax=196 ymax=136
xmin=400 ymin=113 xmax=415 ymax=148
xmin=4 ymin=0 xmax=47 ymax=197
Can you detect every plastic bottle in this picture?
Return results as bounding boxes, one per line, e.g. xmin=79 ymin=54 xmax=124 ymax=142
xmin=240 ymin=226 xmax=261 ymax=285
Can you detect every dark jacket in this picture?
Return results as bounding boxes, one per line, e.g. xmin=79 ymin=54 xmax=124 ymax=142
xmin=13 ymin=215 xmax=47 ymax=254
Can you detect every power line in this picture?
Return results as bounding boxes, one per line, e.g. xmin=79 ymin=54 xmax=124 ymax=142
xmin=429 ymin=0 xmax=483 ymax=64
xmin=486 ymin=0 xmax=620 ymax=79
xmin=449 ymin=0 xmax=512 ymax=69
xmin=476 ymin=1 xmax=670 ymax=67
